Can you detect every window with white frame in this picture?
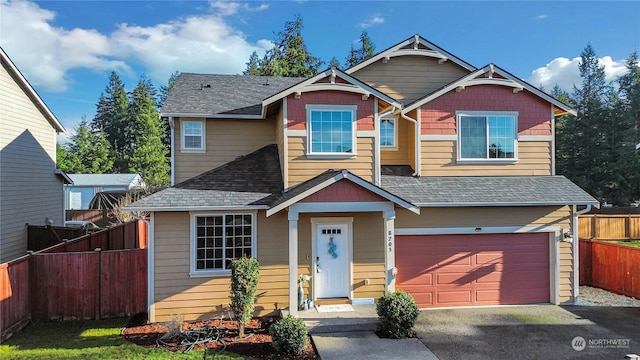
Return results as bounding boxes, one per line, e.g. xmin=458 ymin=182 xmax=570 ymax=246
xmin=191 ymin=214 xmax=254 ymax=274
xmin=182 ymin=121 xmax=204 ymax=151
xmin=380 ymin=118 xmax=396 ymax=147
xmin=307 ymin=105 xmax=356 ymax=155
xmin=457 ymin=112 xmax=517 ymax=160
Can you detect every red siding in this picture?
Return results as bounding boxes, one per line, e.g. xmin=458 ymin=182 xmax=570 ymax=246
xmin=420 ymin=85 xmax=552 ymax=136
xmin=300 ymin=179 xmax=385 ymax=203
xmin=287 ymin=90 xmax=375 ymax=131
xmin=396 ymin=233 xmax=550 ymax=307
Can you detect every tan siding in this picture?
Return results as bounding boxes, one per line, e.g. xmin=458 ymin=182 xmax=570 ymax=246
xmin=381 ymin=117 xmax=413 ymax=166
xmin=395 ymin=206 xmax=575 ymax=304
xmin=351 ymin=57 xmax=469 ymax=103
xmin=153 ymin=211 xmax=289 ymax=322
xmin=420 ymin=140 xmax=552 ymax=176
xmin=287 ymin=137 xmax=374 ymax=187
xmin=174 ymin=116 xmax=278 ymax=183
xmin=276 ymin=103 xmax=285 ymax=184
xmin=0 ymin=60 xmax=63 ymax=263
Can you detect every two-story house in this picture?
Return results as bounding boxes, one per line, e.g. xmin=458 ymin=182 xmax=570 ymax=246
xmin=0 ymin=47 xmax=71 ymax=263
xmin=128 ymin=35 xmax=597 ymax=323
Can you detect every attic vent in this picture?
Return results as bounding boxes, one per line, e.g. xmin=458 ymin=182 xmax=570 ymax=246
xmin=264 ymin=77 xmax=270 ymax=86
xmin=200 ymin=84 xmax=211 ymax=90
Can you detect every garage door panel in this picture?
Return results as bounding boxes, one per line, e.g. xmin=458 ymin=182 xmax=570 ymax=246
xmin=396 ymin=233 xmax=550 ymax=308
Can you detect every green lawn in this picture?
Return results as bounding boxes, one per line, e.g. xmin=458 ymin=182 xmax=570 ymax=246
xmin=616 ymin=241 xmax=640 ymax=247
xmin=0 ymin=318 xmax=243 ymax=360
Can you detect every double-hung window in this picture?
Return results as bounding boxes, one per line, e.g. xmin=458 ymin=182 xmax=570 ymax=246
xmin=182 ymin=120 xmax=205 ymax=152
xmin=307 ymin=105 xmax=356 ymax=156
xmin=380 ymin=118 xmax=396 ymax=148
xmin=190 ymin=214 xmax=255 ymax=276
xmin=457 ymin=111 xmax=517 ymax=161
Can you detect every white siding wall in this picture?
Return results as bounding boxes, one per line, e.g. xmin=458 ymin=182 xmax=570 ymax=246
xmin=0 ymin=61 xmax=63 ymax=263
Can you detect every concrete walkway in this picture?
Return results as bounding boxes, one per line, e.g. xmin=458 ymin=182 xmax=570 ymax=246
xmin=291 ymin=305 xmax=439 ymax=360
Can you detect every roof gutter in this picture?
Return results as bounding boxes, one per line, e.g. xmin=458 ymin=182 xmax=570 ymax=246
xmin=400 ymin=110 xmax=420 ymax=177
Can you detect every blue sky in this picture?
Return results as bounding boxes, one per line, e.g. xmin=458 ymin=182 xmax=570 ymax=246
xmin=1 ymin=0 xmax=638 ymax=143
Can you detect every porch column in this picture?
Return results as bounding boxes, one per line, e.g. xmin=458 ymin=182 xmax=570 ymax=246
xmin=383 ymin=210 xmax=396 ymax=292
xmin=288 ymin=211 xmax=299 ymax=317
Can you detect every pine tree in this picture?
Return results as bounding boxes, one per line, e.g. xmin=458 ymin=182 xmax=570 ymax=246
xmin=92 ymin=71 xmax=129 ymax=172
xmin=345 ymin=31 xmax=376 ymax=68
xmin=65 ymin=120 xmax=114 ymax=173
xmin=128 ymin=78 xmax=170 ymax=188
xmin=616 ymin=52 xmax=640 ymax=202
xmin=244 ymin=51 xmax=261 ymax=75
xmin=159 ymin=71 xmax=179 ymax=149
xmin=329 ymin=56 xmax=341 ymax=70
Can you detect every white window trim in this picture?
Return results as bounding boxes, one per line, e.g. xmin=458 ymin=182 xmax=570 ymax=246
xmin=306 ymin=104 xmax=357 ymax=158
xmin=456 ymin=111 xmax=518 ymax=163
xmin=181 ymin=120 xmax=206 ymax=153
xmin=380 ymin=117 xmax=399 ymax=150
xmin=189 ymin=212 xmax=257 ymax=278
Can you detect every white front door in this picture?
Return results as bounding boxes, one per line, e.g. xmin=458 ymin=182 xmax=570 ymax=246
xmin=314 ymin=224 xmax=349 ymax=298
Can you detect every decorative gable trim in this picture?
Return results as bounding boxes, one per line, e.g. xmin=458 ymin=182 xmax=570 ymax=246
xmin=262 ymin=68 xmax=402 ymax=111
xmin=345 ymin=34 xmax=476 ymax=74
xmin=403 ymin=64 xmax=576 ymax=116
xmin=266 ymin=170 xmax=419 ymax=216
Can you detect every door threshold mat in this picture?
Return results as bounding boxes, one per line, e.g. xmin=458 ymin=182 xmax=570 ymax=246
xmin=315 ymin=304 xmax=355 ymax=313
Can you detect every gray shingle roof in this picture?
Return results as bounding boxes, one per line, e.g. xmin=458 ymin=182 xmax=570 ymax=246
xmin=161 ymin=73 xmax=304 ymax=116
xmin=380 ymin=175 xmax=598 ymax=206
xmin=126 ymin=145 xmax=283 ymax=210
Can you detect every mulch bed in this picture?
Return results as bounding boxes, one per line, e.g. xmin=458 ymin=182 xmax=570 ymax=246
xmin=121 ymin=316 xmax=319 ymax=359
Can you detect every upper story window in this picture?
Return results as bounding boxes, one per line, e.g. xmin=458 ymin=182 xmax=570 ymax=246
xmin=380 ymin=118 xmax=396 ymax=148
xmin=307 ymin=105 xmax=357 ymax=157
xmin=457 ymin=111 xmax=517 ymax=161
xmin=182 ymin=120 xmax=205 ymax=152
xmin=190 ymin=213 xmax=255 ymax=276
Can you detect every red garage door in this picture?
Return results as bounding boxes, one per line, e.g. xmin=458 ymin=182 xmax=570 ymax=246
xmin=396 ymin=233 xmax=550 ymax=307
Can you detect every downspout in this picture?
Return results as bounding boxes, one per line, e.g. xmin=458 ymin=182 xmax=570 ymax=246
xmin=400 ymin=111 xmax=420 ymax=176
xmin=133 ymin=214 xmax=153 ymax=323
xmin=376 ymin=104 xmax=396 ymax=186
xmin=572 ymin=204 xmax=593 ymax=304
xmin=168 ymin=117 xmax=175 ymax=186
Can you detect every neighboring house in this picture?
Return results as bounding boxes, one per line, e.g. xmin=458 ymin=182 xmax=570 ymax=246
xmin=0 ymin=47 xmax=70 ymax=263
xmin=128 ymin=35 xmax=598 ymax=322
xmin=65 ymin=173 xmax=145 ymax=209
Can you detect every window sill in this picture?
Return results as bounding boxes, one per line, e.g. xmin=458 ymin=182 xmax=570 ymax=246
xmin=306 ymin=153 xmax=357 ymax=160
xmin=181 ymin=149 xmax=206 ymax=154
xmin=189 ymin=270 xmax=231 ymax=278
xmin=381 ymin=146 xmax=399 ymax=151
xmin=456 ymin=159 xmax=518 ymax=165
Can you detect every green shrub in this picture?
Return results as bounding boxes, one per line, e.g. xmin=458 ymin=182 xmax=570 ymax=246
xmin=229 ymin=256 xmax=260 ymax=337
xmin=269 ymin=315 xmax=308 ymax=354
xmin=376 ymin=290 xmax=419 ymax=339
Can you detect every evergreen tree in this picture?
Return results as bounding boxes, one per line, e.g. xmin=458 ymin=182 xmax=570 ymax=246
xmin=56 ymin=142 xmax=75 ymax=173
xmin=128 ymin=78 xmax=170 ymax=188
xmin=345 ymin=31 xmax=376 ymax=68
xmin=92 ymin=71 xmax=129 ymax=172
xmin=159 ymin=71 xmax=179 ymax=149
xmin=243 ymin=51 xmax=261 ymax=75
xmin=65 ymin=120 xmax=114 ymax=173
xmin=616 ymin=52 xmax=640 ymax=202
xmin=329 ymin=56 xmax=341 ymax=70
xmin=251 ymin=14 xmax=323 ymax=77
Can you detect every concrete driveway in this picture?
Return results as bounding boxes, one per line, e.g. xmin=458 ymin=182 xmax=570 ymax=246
xmin=415 ymin=305 xmax=640 ymax=360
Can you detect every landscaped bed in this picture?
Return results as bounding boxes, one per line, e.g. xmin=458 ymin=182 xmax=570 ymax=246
xmin=122 ymin=316 xmax=319 ymax=359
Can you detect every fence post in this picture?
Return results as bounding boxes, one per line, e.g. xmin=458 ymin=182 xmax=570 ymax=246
xmin=627 ymin=214 xmax=632 ymax=241
xmin=94 ymin=248 xmax=101 ymax=320
xmin=592 ymin=214 xmax=597 ymax=239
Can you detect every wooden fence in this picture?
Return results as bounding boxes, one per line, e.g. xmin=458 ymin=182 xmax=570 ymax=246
xmin=27 ymin=225 xmax=85 ymax=252
xmin=579 ymin=239 xmax=640 ymax=299
xmin=66 ymin=209 xmax=116 ymax=228
xmin=578 ymin=214 xmax=640 ymax=240
xmin=0 ymin=220 xmax=147 ymax=343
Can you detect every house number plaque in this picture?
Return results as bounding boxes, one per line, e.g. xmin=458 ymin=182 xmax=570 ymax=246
xmin=387 ymin=230 xmax=393 ymax=252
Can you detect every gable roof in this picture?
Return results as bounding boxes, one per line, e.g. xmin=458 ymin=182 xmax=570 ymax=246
xmin=126 ymin=145 xmax=283 ymax=211
xmin=266 ymin=169 xmax=419 ymax=216
xmin=67 ymin=173 xmax=143 ymax=187
xmin=161 ymin=73 xmax=304 ymax=118
xmin=345 ymin=34 xmax=476 ymax=74
xmin=403 ymin=63 xmax=576 ymax=116
xmin=262 ymin=67 xmax=402 ymax=109
xmin=0 ymin=47 xmax=65 ymax=133
xmin=381 ymin=175 xmax=598 ymax=207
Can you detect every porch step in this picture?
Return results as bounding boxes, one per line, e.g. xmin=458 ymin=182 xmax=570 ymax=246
xmin=314 ymin=298 xmax=351 ymax=306
xmin=281 ymin=304 xmax=378 ymax=334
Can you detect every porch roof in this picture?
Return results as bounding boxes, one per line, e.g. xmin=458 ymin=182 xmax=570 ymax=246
xmin=380 ymin=175 xmax=599 ymax=207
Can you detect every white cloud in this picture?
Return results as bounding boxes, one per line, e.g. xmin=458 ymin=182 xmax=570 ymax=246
xmin=359 ymin=15 xmax=384 ymax=29
xmin=527 ymin=56 xmax=628 ymax=93
xmin=0 ymin=0 xmax=271 ymax=92
xmin=209 ymin=1 xmax=269 ymax=16
xmin=534 ymin=14 xmax=549 ymax=20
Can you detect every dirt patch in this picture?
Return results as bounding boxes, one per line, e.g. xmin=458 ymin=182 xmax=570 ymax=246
xmin=121 ymin=317 xmax=319 ymax=359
